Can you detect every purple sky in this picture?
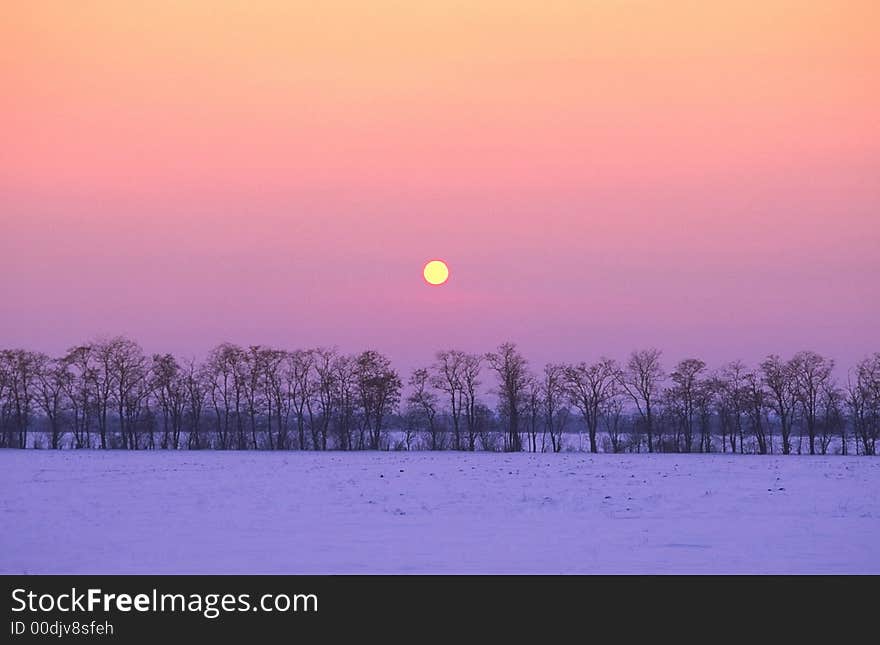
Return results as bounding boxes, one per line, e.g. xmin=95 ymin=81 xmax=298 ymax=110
xmin=1 ymin=2 xmax=878 ymax=374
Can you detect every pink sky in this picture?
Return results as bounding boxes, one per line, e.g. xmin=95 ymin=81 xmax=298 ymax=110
xmin=1 ymin=2 xmax=878 ymax=372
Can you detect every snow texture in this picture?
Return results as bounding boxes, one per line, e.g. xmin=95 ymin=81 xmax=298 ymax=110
xmin=1 ymin=451 xmax=878 ymax=574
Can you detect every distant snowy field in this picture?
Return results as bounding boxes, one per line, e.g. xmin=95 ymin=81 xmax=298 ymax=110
xmin=1 ymin=451 xmax=878 ymax=574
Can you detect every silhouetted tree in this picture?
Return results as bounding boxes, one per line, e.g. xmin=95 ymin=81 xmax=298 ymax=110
xmin=790 ymin=351 xmax=834 ymax=455
xmin=240 ymin=346 xmax=268 ymax=450
xmin=408 ymin=368 xmax=440 ymax=450
xmin=523 ymin=375 xmax=541 ymax=452
xmin=151 ymin=353 xmax=185 ymax=449
xmin=619 ymin=349 xmax=664 ymax=453
xmin=205 ymin=343 xmax=243 ymax=450
xmin=308 ymin=348 xmax=337 ymax=450
xmin=601 ymin=395 xmax=625 ymax=453
xmin=4 ymin=336 xmax=879 ymax=457
xmin=539 ymin=364 xmax=567 ymax=453
xmin=460 ymin=353 xmax=483 ymax=451
xmin=333 ymin=353 xmax=358 ymax=450
xmin=761 ymin=354 xmax=797 ymax=455
xmin=432 ymin=350 xmax=465 ymax=450
xmin=258 ymin=347 xmax=289 ymax=450
xmin=716 ymin=361 xmax=747 ymax=453
xmin=355 ymin=350 xmax=401 ymax=450
xmin=665 ymin=358 xmax=707 ymax=452
xmin=695 ymin=376 xmax=716 ymax=453
xmin=33 ymin=354 xmax=68 ymax=449
xmin=0 ymin=350 xmax=39 ymax=448
xmin=94 ymin=336 xmax=148 ymax=449
xmin=742 ymin=370 xmax=769 ymax=454
xmin=486 ymin=342 xmax=528 ymax=452
xmin=60 ymin=345 xmax=95 ymax=449
xmin=184 ymin=359 xmax=206 ymax=449
xmin=284 ymin=350 xmax=313 ymax=450
xmin=0 ymin=356 xmax=9 ymax=448
xmin=819 ymin=381 xmax=845 ymax=455
xmin=848 ymin=354 xmax=880 ymax=455
xmin=565 ymin=358 xmax=620 ymax=454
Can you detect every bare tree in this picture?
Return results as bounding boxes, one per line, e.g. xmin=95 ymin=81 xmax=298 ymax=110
xmin=333 ymin=353 xmax=358 ymax=449
xmin=184 ymin=358 xmax=206 ymax=449
xmin=761 ymin=354 xmax=797 ymax=455
xmin=204 ymin=343 xmax=243 ymax=450
xmin=460 ymin=353 xmax=483 ymax=451
xmin=91 ymin=340 xmax=117 ymax=449
xmin=716 ymin=361 xmax=747 ymax=453
xmin=848 ymin=354 xmax=880 ymax=455
xmin=670 ymin=359 xmax=714 ymax=453
xmin=432 ymin=350 xmax=465 ymax=450
xmin=6 ymin=336 xmax=880 ymax=458
xmin=538 ymin=364 xmax=568 ymax=453
xmin=742 ymin=370 xmax=769 ymax=454
xmin=60 ymin=345 xmax=95 ymax=449
xmin=474 ymin=402 xmax=499 ymax=451
xmin=408 ymin=368 xmax=440 ymax=450
xmin=238 ymin=346 xmax=272 ymax=450
xmin=151 ymin=353 xmax=186 ymax=449
xmin=790 ymin=351 xmax=834 ymax=455
xmin=618 ymin=349 xmax=664 ymax=453
xmin=601 ymin=395 xmax=625 ymax=453
xmin=0 ymin=353 xmax=15 ymax=448
xmin=0 ymin=350 xmax=40 ymax=448
xmin=818 ymin=381 xmax=845 ymax=455
xmin=401 ymin=411 xmax=418 ymax=451
xmin=0 ymin=356 xmax=8 ymax=448
xmin=308 ymin=347 xmax=338 ymax=451
xmin=238 ymin=346 xmax=266 ymax=450
xmin=695 ymin=376 xmax=716 ymax=453
xmin=33 ymin=353 xmax=68 ymax=449
xmin=665 ymin=358 xmax=707 ymax=453
xmin=486 ymin=342 xmax=529 ymax=452
xmin=93 ymin=336 xmax=149 ymax=450
xmin=355 ymin=350 xmax=401 ymax=450
xmin=284 ymin=349 xmax=313 ymax=450
xmin=260 ymin=348 xmax=289 ymax=450
xmin=565 ymin=358 xmax=620 ymax=454
xmin=523 ymin=376 xmax=541 ymax=452
xmin=130 ymin=373 xmax=154 ymax=449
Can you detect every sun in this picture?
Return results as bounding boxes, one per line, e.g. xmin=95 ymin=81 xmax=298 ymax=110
xmin=423 ymin=259 xmax=449 ymax=286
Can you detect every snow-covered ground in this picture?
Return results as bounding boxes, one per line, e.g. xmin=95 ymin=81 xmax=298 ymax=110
xmin=1 ymin=451 xmax=877 ymax=574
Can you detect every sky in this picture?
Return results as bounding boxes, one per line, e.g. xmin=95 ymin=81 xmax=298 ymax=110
xmin=1 ymin=1 xmax=878 ymax=374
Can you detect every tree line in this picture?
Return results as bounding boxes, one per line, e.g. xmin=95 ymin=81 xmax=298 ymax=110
xmin=0 ymin=338 xmax=878 ymax=455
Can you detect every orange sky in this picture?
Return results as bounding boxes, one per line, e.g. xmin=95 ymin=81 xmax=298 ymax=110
xmin=1 ymin=1 xmax=878 ymax=368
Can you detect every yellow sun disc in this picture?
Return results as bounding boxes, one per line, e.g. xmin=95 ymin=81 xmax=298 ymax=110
xmin=423 ymin=260 xmax=449 ymax=285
